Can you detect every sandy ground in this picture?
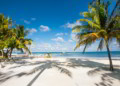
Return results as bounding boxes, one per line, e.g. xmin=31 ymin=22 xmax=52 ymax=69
xmin=0 ymin=57 xmax=120 ymax=86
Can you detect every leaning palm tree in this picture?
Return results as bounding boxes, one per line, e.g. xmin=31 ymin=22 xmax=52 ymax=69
xmin=72 ymin=0 xmax=120 ymax=71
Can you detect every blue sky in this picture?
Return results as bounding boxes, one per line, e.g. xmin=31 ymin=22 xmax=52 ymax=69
xmin=0 ymin=0 xmax=119 ymax=52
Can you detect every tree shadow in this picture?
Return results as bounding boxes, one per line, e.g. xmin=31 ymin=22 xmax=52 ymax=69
xmin=94 ymin=69 xmax=120 ymax=86
xmin=27 ymin=68 xmax=46 ymax=86
xmin=26 ymin=60 xmax=72 ymax=77
xmin=0 ymin=71 xmax=13 ymax=79
xmin=0 ymin=60 xmax=72 ymax=86
xmin=0 ymin=58 xmax=120 ymax=86
xmin=66 ymin=58 xmax=120 ymax=86
xmin=94 ymin=74 xmax=114 ymax=86
xmin=66 ymin=58 xmax=108 ymax=68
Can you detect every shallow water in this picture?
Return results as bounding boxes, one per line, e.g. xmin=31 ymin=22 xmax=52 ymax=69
xmin=13 ymin=51 xmax=120 ymax=58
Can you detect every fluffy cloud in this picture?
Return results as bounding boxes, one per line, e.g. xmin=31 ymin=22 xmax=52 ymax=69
xmin=40 ymin=25 xmax=50 ymax=32
xmin=29 ymin=28 xmax=37 ymax=33
xmin=30 ymin=40 xmax=106 ymax=52
xmin=56 ymin=33 xmax=68 ymax=36
xmin=63 ymin=21 xmax=81 ymax=29
xmin=23 ymin=18 xmax=36 ymax=24
xmin=24 ymin=20 xmax=30 ymax=24
xmin=30 ymin=42 xmax=73 ymax=52
xmin=30 ymin=39 xmax=120 ymax=52
xmin=52 ymin=37 xmax=64 ymax=42
xmin=31 ymin=18 xmax=36 ymax=21
xmin=26 ymin=28 xmax=37 ymax=35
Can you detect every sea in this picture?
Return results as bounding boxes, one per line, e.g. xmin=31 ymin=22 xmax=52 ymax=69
xmin=13 ymin=51 xmax=120 ymax=58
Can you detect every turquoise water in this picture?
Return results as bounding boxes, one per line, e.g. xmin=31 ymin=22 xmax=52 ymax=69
xmin=14 ymin=51 xmax=120 ymax=58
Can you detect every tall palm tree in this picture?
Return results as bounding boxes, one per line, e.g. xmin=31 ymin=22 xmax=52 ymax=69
xmin=72 ymin=0 xmax=120 ymax=71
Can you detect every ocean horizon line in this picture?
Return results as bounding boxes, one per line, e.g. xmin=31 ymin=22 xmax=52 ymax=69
xmin=12 ymin=51 xmax=120 ymax=58
xmin=30 ymin=51 xmax=120 ymax=53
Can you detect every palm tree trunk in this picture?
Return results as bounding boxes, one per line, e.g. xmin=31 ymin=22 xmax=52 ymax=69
xmin=10 ymin=48 xmax=15 ymax=62
xmin=4 ymin=49 xmax=11 ymax=61
xmin=5 ymin=49 xmax=9 ymax=58
xmin=106 ymin=42 xmax=114 ymax=71
xmin=10 ymin=48 xmax=13 ymax=57
xmin=1 ymin=50 xmax=4 ymax=57
xmin=98 ymin=0 xmax=100 ymax=5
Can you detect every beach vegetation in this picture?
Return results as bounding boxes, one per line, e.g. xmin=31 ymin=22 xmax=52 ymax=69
xmin=0 ymin=14 xmax=32 ymax=60
xmin=72 ymin=0 xmax=120 ymax=71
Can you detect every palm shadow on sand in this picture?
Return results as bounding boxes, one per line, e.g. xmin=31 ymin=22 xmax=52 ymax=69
xmin=0 ymin=59 xmax=72 ymax=86
xmin=66 ymin=58 xmax=120 ymax=86
xmin=0 ymin=58 xmax=120 ymax=86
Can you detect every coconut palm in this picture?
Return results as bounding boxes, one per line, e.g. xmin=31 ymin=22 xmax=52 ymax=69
xmin=0 ymin=14 xmax=13 ymax=58
xmin=72 ymin=0 xmax=120 ymax=71
xmin=0 ymin=14 xmax=32 ymax=59
xmin=8 ymin=25 xmax=32 ymax=57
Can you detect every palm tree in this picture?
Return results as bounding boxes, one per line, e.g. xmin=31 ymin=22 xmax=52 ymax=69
xmin=0 ymin=14 xmax=32 ymax=59
xmin=72 ymin=0 xmax=120 ymax=71
xmin=0 ymin=14 xmax=13 ymax=58
xmin=8 ymin=25 xmax=32 ymax=57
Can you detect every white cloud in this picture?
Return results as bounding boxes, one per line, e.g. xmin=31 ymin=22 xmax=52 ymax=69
xmin=30 ymin=40 xmax=110 ymax=52
xmin=26 ymin=28 xmax=37 ymax=34
xmin=68 ymin=39 xmax=74 ymax=43
xmin=56 ymin=33 xmax=68 ymax=36
xmin=52 ymin=37 xmax=64 ymax=42
xmin=24 ymin=20 xmax=30 ymax=24
xmin=63 ymin=21 xmax=81 ymax=29
xmin=29 ymin=28 xmax=37 ymax=33
xmin=30 ymin=42 xmax=74 ymax=52
xmin=30 ymin=38 xmax=120 ymax=52
xmin=56 ymin=33 xmax=64 ymax=36
xmin=31 ymin=18 xmax=36 ymax=21
xmin=40 ymin=25 xmax=50 ymax=32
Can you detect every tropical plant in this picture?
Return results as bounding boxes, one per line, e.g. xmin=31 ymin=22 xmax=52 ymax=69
xmin=8 ymin=25 xmax=32 ymax=57
xmin=0 ymin=14 xmax=13 ymax=58
xmin=0 ymin=14 xmax=32 ymax=59
xmin=72 ymin=0 xmax=120 ymax=71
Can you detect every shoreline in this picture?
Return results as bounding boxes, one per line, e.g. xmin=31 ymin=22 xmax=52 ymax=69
xmin=11 ymin=54 xmax=120 ymax=59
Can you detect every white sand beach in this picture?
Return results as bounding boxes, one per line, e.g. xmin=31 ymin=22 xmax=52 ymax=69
xmin=0 ymin=57 xmax=120 ymax=86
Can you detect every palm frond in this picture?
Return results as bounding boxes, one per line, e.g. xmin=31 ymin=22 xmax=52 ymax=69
xmin=109 ymin=30 xmax=120 ymax=38
xmin=55 ymin=65 xmax=72 ymax=77
xmin=81 ymin=12 xmax=94 ymax=19
xmin=23 ymin=44 xmax=31 ymax=54
xmin=79 ymin=19 xmax=100 ymax=29
xmin=74 ymin=32 xmax=100 ymax=50
xmin=72 ymin=25 xmax=92 ymax=32
xmin=97 ymin=30 xmax=107 ymax=38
